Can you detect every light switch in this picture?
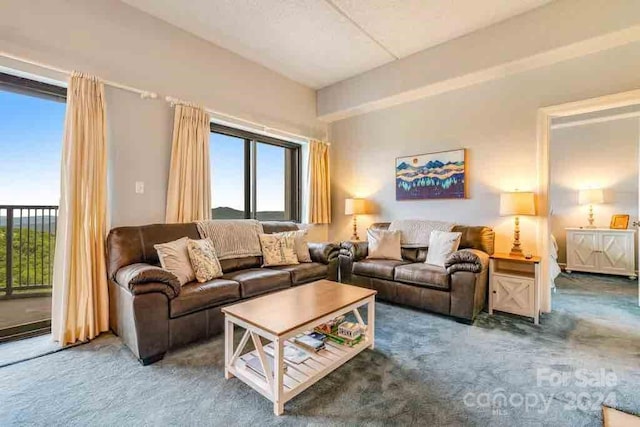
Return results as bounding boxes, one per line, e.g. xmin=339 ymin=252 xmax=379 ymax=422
xmin=135 ymin=181 xmax=144 ymax=194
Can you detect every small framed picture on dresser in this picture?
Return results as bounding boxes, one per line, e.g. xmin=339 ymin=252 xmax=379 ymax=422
xmin=610 ymin=214 xmax=629 ymax=229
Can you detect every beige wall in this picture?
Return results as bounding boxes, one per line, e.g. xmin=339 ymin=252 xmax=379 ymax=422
xmin=328 ymin=41 xmax=640 ymax=252
xmin=0 ymin=0 xmax=327 ymax=236
xmin=550 ymin=118 xmax=639 ymax=265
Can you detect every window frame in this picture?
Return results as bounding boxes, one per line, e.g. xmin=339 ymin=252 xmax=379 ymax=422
xmin=210 ymin=123 xmax=302 ymax=222
xmin=0 ymin=72 xmax=66 ymax=103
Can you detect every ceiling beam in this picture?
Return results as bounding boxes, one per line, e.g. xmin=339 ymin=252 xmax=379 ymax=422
xmin=318 ymin=25 xmax=640 ymax=122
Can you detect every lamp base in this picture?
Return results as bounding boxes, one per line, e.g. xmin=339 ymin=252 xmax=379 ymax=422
xmin=351 ymin=215 xmax=360 ymax=241
xmin=509 ymin=247 xmax=524 ymax=257
xmin=510 ymin=216 xmax=524 ymax=258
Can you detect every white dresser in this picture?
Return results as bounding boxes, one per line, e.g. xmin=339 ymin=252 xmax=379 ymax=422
xmin=565 ymin=228 xmax=636 ymax=279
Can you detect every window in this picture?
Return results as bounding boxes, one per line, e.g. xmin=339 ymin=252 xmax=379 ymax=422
xmin=210 ymin=124 xmax=301 ymax=221
xmin=0 ymin=72 xmax=66 ymax=339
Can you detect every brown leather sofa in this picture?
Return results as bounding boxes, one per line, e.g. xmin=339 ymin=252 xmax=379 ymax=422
xmin=339 ymin=223 xmax=494 ymax=323
xmin=107 ymin=221 xmax=339 ymax=365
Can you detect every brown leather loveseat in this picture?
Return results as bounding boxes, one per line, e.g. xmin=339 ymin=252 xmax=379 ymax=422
xmin=339 ymin=223 xmax=494 ymax=323
xmin=107 ymin=221 xmax=339 ymax=365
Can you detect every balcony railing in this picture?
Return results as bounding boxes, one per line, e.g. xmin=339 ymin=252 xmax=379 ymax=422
xmin=0 ymin=205 xmax=58 ymax=299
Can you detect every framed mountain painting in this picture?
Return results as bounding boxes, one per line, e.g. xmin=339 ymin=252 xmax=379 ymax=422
xmin=396 ymin=149 xmax=466 ymax=200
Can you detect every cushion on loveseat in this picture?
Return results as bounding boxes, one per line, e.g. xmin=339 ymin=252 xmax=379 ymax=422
xmin=393 ymin=263 xmax=450 ymax=290
xmin=352 ymin=259 xmax=410 ymax=280
xmin=170 ymin=279 xmax=240 ymax=318
xmin=269 ymin=262 xmax=327 ymax=285
xmin=222 ymin=268 xmax=291 ymax=297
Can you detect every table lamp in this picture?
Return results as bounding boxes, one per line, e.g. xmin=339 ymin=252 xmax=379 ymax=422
xmin=578 ymin=189 xmax=604 ymax=228
xmin=500 ymin=191 xmax=536 ymax=257
xmin=345 ymin=198 xmax=367 ymax=240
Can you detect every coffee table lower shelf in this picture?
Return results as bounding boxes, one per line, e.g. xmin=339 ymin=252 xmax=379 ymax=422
xmin=228 ymin=335 xmax=371 ymax=408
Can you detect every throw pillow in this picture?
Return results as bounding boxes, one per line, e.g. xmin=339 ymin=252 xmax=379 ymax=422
xmin=425 ymin=230 xmax=462 ymax=267
xmin=187 ymin=238 xmax=224 ymax=283
xmin=154 ymin=237 xmax=196 ymax=286
xmin=277 ymin=230 xmax=312 ymax=263
xmin=366 ymin=229 xmax=402 ymax=260
xmin=259 ymin=233 xmax=299 ymax=266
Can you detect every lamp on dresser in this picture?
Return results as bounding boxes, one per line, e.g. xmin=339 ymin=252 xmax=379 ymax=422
xmin=499 ymin=191 xmax=536 ymax=257
xmin=344 ymin=198 xmax=367 ymax=240
xmin=578 ymin=188 xmax=604 ymax=228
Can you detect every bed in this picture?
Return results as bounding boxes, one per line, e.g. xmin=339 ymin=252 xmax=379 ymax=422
xmin=549 ymin=234 xmax=562 ymax=291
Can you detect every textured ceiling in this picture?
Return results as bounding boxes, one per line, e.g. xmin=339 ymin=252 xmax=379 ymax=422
xmin=121 ymin=0 xmax=553 ymax=89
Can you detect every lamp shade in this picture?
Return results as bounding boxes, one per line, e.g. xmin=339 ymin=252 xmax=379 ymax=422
xmin=345 ymin=198 xmax=367 ymax=215
xmin=578 ymin=188 xmax=604 ymax=205
xmin=499 ymin=191 xmax=536 ymax=216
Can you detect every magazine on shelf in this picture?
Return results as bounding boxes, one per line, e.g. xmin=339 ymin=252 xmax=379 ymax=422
xmin=244 ymin=354 xmax=288 ymax=378
xmin=264 ymin=342 xmax=311 ymax=364
xmin=294 ymin=334 xmax=325 ymax=352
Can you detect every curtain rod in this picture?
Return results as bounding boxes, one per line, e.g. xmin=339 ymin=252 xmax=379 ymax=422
xmin=1 ymin=52 xmax=329 ymax=144
xmin=1 ymin=51 xmax=158 ymax=99
xmin=165 ymin=96 xmax=328 ymax=144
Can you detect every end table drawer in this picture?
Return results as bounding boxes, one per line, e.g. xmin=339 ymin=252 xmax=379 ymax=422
xmin=491 ymin=273 xmax=535 ymax=317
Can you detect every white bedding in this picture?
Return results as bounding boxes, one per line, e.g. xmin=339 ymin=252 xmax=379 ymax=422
xmin=549 ymin=234 xmax=561 ymax=288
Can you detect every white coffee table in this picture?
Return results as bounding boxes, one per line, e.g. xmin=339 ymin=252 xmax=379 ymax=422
xmin=222 ymin=280 xmax=376 ymax=415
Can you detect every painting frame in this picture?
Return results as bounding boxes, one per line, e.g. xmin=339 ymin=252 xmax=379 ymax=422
xmin=610 ymin=214 xmax=630 ymax=230
xmin=395 ymin=148 xmax=467 ymax=200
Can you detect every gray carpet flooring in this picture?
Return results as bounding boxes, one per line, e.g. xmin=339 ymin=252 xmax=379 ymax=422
xmin=1 ymin=273 xmax=639 ymax=426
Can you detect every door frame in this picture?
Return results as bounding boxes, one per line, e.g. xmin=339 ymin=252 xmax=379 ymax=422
xmin=537 ymin=88 xmax=640 ymax=312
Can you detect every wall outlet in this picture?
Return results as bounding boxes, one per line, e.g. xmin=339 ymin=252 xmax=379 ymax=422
xmin=135 ymin=181 xmax=144 ymax=194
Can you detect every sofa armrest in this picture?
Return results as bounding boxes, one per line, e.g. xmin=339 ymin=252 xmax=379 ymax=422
xmin=308 ymin=242 xmax=339 ymax=264
xmin=115 ymin=263 xmax=181 ymax=299
xmin=444 ymin=249 xmax=489 ymax=274
xmin=340 ymin=241 xmax=368 ymax=261
xmin=338 ymin=241 xmax=368 ymax=283
xmin=446 ymin=249 xmax=490 ymax=321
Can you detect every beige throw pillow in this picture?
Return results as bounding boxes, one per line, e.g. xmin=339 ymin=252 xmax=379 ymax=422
xmin=187 ymin=239 xmax=223 ymax=283
xmin=278 ymin=230 xmax=312 ymax=263
xmin=425 ymin=230 xmax=462 ymax=267
xmin=367 ymin=229 xmax=402 ymax=260
xmin=259 ymin=233 xmax=299 ymax=267
xmin=154 ymin=237 xmax=195 ymax=286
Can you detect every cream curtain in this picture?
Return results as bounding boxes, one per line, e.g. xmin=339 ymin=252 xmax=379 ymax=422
xmin=51 ymin=72 xmax=109 ymax=345
xmin=165 ymin=104 xmax=211 ymax=223
xmin=308 ymin=140 xmax=331 ymax=224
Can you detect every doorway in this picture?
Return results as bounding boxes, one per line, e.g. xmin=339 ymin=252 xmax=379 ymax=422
xmin=0 ymin=72 xmax=65 ymax=342
xmin=547 ymin=105 xmax=639 ymax=322
xmin=538 ymin=89 xmax=640 ymax=312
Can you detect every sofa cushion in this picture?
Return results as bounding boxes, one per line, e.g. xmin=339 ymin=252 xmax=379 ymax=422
xmin=352 ymin=259 xmax=409 ymax=280
xmin=259 ymin=233 xmax=299 ymax=266
xmin=394 ymin=263 xmax=450 ymax=290
xmin=367 ymin=229 xmax=402 ymax=260
xmin=222 ymin=268 xmax=291 ymax=298
xmin=269 ymin=262 xmax=327 ymax=285
xmin=170 ymin=279 xmax=240 ymax=318
xmin=452 ymin=225 xmax=495 ymax=255
xmin=154 ymin=237 xmax=196 ymax=286
xmin=187 ymin=238 xmax=223 ymax=282
xmin=219 ymin=256 xmax=262 ymax=273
